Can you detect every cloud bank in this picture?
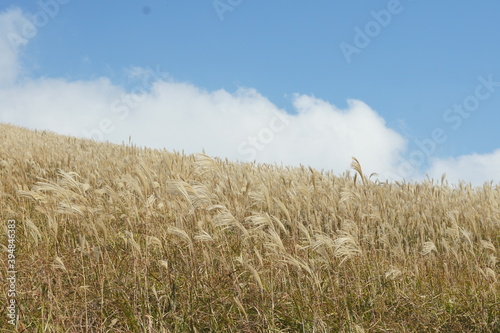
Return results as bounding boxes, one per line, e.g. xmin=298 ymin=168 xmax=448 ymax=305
xmin=427 ymin=150 xmax=500 ymax=185
xmin=0 ymin=8 xmax=498 ymax=186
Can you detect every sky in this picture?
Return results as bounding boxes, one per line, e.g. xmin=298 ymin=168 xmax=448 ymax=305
xmin=1 ymin=0 xmax=500 ymax=185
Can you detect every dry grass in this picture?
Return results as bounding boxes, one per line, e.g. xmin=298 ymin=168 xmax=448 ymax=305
xmin=0 ymin=123 xmax=498 ymax=332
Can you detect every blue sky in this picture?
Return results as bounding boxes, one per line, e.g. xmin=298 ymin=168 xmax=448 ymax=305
xmin=1 ymin=0 xmax=500 ymax=184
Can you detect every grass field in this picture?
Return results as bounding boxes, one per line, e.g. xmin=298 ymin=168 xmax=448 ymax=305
xmin=0 ymin=123 xmax=498 ymax=332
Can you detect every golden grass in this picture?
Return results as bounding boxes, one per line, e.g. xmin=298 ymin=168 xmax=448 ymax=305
xmin=0 ymin=123 xmax=498 ymax=332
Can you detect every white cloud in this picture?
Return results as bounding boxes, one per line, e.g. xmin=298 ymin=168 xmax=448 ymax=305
xmin=0 ymin=77 xmax=121 ymax=133
xmin=1 ymin=73 xmax=407 ymax=177
xmin=427 ymin=150 xmax=500 ymax=186
xmin=282 ymin=95 xmax=406 ymax=174
xmin=1 ymin=7 xmax=498 ymax=185
xmin=124 ymin=86 xmax=407 ymax=176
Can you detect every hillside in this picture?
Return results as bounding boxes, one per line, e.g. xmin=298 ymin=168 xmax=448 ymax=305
xmin=0 ymin=123 xmax=498 ymax=332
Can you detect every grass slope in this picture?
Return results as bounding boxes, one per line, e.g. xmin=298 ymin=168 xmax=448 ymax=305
xmin=0 ymin=123 xmax=498 ymax=332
